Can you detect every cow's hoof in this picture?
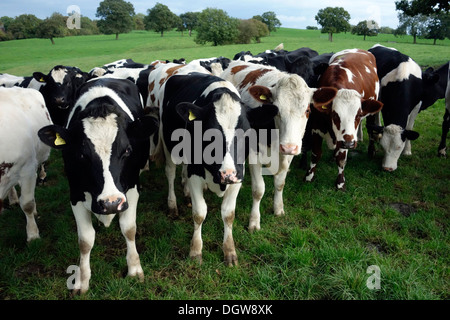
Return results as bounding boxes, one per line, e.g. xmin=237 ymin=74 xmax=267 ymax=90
xmin=224 ymin=254 xmax=238 ymax=267
xmin=168 ymin=207 xmax=179 ymax=219
xmin=190 ymin=254 xmax=202 ymax=265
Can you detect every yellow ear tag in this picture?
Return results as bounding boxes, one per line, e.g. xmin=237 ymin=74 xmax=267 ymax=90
xmin=39 ymin=77 xmax=45 ymax=82
xmin=260 ymin=94 xmax=267 ymax=101
xmin=321 ymin=105 xmax=328 ymax=110
xmin=188 ymin=110 xmax=196 ymax=121
xmin=54 ymin=133 xmax=66 ymax=146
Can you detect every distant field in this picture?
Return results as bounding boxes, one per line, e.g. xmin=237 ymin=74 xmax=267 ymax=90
xmin=0 ymin=28 xmax=448 ymax=76
xmin=0 ymin=28 xmax=448 ymax=301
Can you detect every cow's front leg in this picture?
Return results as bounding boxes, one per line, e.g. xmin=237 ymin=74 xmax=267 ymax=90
xmin=335 ymin=148 xmax=348 ymax=191
xmin=273 ymin=154 xmax=293 ymax=216
xmin=19 ymin=171 xmax=39 ymax=242
xmin=248 ymin=162 xmax=264 ymax=232
xmin=119 ymin=187 xmax=144 ymax=282
xmin=221 ymin=183 xmax=241 ymax=266
xmin=72 ymin=202 xmax=95 ymax=295
xmin=187 ymin=176 xmax=207 ymax=264
xmin=305 ymin=133 xmax=323 ymax=182
xmin=164 ymin=147 xmax=178 ymax=218
xmin=438 ymin=108 xmax=450 ymax=157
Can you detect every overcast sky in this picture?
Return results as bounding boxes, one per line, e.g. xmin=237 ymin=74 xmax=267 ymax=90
xmin=0 ymin=0 xmax=400 ymax=29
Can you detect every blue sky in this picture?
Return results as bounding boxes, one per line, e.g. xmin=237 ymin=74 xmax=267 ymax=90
xmin=0 ymin=0 xmax=400 ymax=29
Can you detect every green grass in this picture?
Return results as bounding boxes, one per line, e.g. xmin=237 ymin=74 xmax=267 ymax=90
xmin=0 ymin=28 xmax=449 ymax=300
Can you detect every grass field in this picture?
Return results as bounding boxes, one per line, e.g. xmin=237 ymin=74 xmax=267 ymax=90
xmin=0 ymin=28 xmax=448 ymax=301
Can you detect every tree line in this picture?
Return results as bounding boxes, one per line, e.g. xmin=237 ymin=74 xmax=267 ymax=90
xmin=0 ymin=0 xmax=281 ymax=45
xmin=314 ymin=1 xmax=449 ymax=44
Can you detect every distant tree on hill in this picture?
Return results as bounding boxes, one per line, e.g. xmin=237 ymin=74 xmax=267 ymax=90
xmin=253 ymin=11 xmax=281 ymax=34
xmin=134 ymin=13 xmax=146 ymax=30
xmin=397 ymin=13 xmax=428 ymax=43
xmin=352 ymin=20 xmax=379 ymax=40
xmin=237 ymin=19 xmax=269 ymax=44
xmin=422 ymin=12 xmax=450 ymax=44
xmin=8 ymin=14 xmax=41 ymax=39
xmin=145 ymin=3 xmax=180 ymax=37
xmin=96 ymin=0 xmax=135 ymax=40
xmin=180 ymin=12 xmax=200 ymax=37
xmin=315 ymin=7 xmax=351 ymax=42
xmin=36 ymin=13 xmax=65 ymax=44
xmin=195 ymin=8 xmax=239 ymax=46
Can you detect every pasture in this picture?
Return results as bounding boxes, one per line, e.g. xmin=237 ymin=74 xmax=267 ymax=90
xmin=0 ymin=28 xmax=448 ymax=301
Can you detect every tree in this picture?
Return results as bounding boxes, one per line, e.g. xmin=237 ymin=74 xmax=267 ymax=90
xmin=96 ymin=0 xmax=135 ymax=40
xmin=395 ymin=0 xmax=449 ymax=16
xmin=397 ymin=13 xmax=428 ymax=43
xmin=253 ymin=11 xmax=281 ymax=34
xmin=423 ymin=13 xmax=450 ymax=44
xmin=352 ymin=20 xmax=379 ymax=40
xmin=8 ymin=14 xmax=41 ymax=39
xmin=134 ymin=13 xmax=146 ymax=30
xmin=180 ymin=12 xmax=200 ymax=37
xmin=236 ymin=19 xmax=269 ymax=44
xmin=144 ymin=3 xmax=180 ymax=37
xmin=195 ymin=8 xmax=239 ymax=46
xmin=315 ymin=7 xmax=351 ymax=42
xmin=36 ymin=13 xmax=65 ymax=44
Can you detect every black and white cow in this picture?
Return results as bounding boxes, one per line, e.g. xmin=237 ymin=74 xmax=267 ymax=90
xmin=0 ymin=87 xmax=52 ymax=242
xmin=234 ymin=47 xmax=329 ymax=87
xmin=151 ymin=66 xmax=277 ymax=265
xmin=0 ymin=65 xmax=89 ymax=126
xmin=438 ymin=63 xmax=450 ymax=157
xmin=188 ymin=57 xmax=231 ymax=76
xmin=88 ymin=59 xmax=157 ymax=104
xmin=367 ymin=44 xmax=441 ymax=171
xmin=38 ymin=78 xmax=158 ymax=294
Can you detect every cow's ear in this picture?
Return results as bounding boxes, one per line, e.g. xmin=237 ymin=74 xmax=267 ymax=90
xmin=38 ymin=125 xmax=70 ymax=149
xmin=246 ymin=104 xmax=279 ymax=127
xmin=248 ymin=85 xmax=273 ymax=104
xmin=175 ymin=102 xmax=204 ymax=122
xmin=402 ymin=129 xmax=420 ymax=141
xmin=311 ymin=87 xmax=337 ymax=113
xmin=128 ymin=116 xmax=159 ymax=140
xmin=361 ymin=99 xmax=383 ymax=116
xmin=33 ymin=72 xmax=48 ymax=83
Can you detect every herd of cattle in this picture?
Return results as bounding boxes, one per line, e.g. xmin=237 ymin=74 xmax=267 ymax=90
xmin=0 ymin=43 xmax=448 ymax=294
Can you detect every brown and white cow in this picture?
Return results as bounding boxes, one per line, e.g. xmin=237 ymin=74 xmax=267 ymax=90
xmin=304 ymin=49 xmax=383 ymax=190
xmin=220 ymin=60 xmax=337 ymax=231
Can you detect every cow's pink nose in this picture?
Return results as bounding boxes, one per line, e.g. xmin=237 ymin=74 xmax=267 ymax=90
xmin=280 ymin=144 xmax=299 ymax=155
xmin=98 ymin=196 xmax=128 ymax=214
xmin=220 ymin=169 xmax=238 ymax=184
xmin=383 ymin=167 xmax=394 ymax=172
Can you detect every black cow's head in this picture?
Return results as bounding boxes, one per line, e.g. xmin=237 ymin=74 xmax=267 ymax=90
xmin=33 ymin=65 xmax=89 ymax=125
xmin=38 ymin=101 xmax=158 ymax=215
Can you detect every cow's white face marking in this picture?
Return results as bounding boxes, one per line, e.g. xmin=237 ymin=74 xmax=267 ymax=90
xmin=82 ymin=114 xmax=125 ymax=202
xmin=51 ymin=68 xmax=68 ymax=84
xmin=332 ymin=89 xmax=361 ymax=143
xmin=379 ymin=124 xmax=405 ymax=171
xmin=213 ymin=90 xmax=241 ymax=174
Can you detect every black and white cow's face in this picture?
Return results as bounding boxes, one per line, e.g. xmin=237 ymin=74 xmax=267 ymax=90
xmin=33 ymin=66 xmax=88 ymax=123
xmin=176 ymin=93 xmax=246 ymax=185
xmin=38 ymin=103 xmax=158 ymax=215
xmin=371 ymin=124 xmax=420 ymax=171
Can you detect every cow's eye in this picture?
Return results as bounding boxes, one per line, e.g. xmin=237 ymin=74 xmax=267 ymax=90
xmin=123 ymin=146 xmax=132 ymax=157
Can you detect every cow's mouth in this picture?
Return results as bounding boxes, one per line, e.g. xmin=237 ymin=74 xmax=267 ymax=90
xmin=57 ymin=105 xmax=70 ymax=110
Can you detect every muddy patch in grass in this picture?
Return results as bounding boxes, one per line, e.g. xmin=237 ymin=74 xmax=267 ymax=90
xmin=389 ymin=202 xmax=417 ymax=217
